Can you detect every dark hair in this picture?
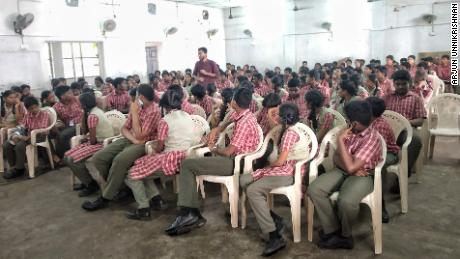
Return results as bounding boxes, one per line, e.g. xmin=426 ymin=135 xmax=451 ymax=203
xmin=344 ymin=100 xmax=372 ymax=126
xmin=239 ymin=80 xmax=254 ymax=93
xmin=95 ymin=76 xmax=104 ymax=84
xmin=262 ymin=93 xmax=281 ymax=109
xmin=198 ymin=47 xmax=208 ymax=53
xmin=375 ymin=66 xmax=387 ymax=77
xmin=284 ymin=67 xmax=292 ymax=73
xmin=219 ymin=88 xmax=234 ymax=122
xmin=232 ymin=87 xmax=252 ymax=109
xmin=161 ymin=70 xmax=170 ymax=76
xmin=305 ymin=90 xmax=324 ymax=131
xmin=137 ymin=84 xmax=155 ymax=101
xmin=20 ymin=84 xmax=31 ymax=91
xmin=159 ymin=89 xmax=182 ymax=110
xmin=105 ymin=77 xmax=113 ymax=84
xmin=441 ymin=54 xmax=450 ymax=59
xmin=79 ymin=92 xmax=97 ymax=134
xmin=41 ymin=90 xmax=52 ymax=104
xmin=51 ymin=78 xmax=60 ymax=88
xmin=168 ymin=84 xmax=185 ymax=101
xmin=271 ymin=76 xmax=283 ymax=87
xmin=278 ymin=103 xmax=300 ymax=143
xmin=70 ymin=82 xmax=81 ymax=90
xmin=308 ymin=70 xmax=320 ymax=81
xmin=350 ymin=73 xmax=362 ymax=87
xmin=424 ymin=56 xmax=434 ymax=62
xmin=265 ymin=70 xmax=275 ymax=79
xmin=206 ymin=83 xmax=217 ymax=96
xmin=1 ymin=90 xmax=16 ymax=117
xmin=366 ymin=96 xmax=385 ymax=118
xmin=287 ymin=78 xmax=300 ymax=88
xmin=23 ymin=96 xmax=39 ymax=109
xmin=54 ymin=85 xmax=71 ymax=101
xmin=113 ymin=77 xmax=125 ymax=89
xmin=417 ymin=61 xmax=429 ymax=70
xmin=191 ymin=84 xmax=206 ymax=99
xmin=340 ymin=80 xmax=357 ymax=96
xmin=392 ymin=69 xmax=411 ymax=82
xmin=10 ymin=86 xmax=21 ymax=95
xmin=401 ymin=62 xmax=411 ymax=70
xmin=386 ymin=55 xmax=394 ymax=60
xmin=367 ymin=73 xmax=380 ymax=96
xmin=129 ymin=88 xmax=137 ymax=98
xmin=237 ymin=75 xmax=248 ymax=84
xmin=253 ymin=73 xmax=263 ymax=81
xmin=408 ymin=55 xmax=416 ymax=60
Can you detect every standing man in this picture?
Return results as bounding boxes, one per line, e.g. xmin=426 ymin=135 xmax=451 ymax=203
xmin=193 ymin=47 xmax=219 ymax=87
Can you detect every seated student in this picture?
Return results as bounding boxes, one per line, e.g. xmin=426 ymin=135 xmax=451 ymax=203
xmin=20 ymin=84 xmax=33 ymax=101
xmin=206 ymin=83 xmax=218 ymax=99
xmin=216 ymin=71 xmax=233 ymax=91
xmin=366 ymin=97 xmax=400 ymax=223
xmin=52 ymin=85 xmax=82 ymax=162
xmin=304 ymin=90 xmax=335 ymax=144
xmin=158 ymin=71 xmax=172 ymax=92
xmin=385 ymin=55 xmax=396 ymax=79
xmin=129 ymin=88 xmax=137 ymax=103
xmin=271 ymin=76 xmax=288 ymax=100
xmin=3 ymin=96 xmax=50 ymax=179
xmin=335 ymin=80 xmax=361 ymax=119
xmin=209 ymin=88 xmax=234 ymax=129
xmin=10 ymin=86 xmax=23 ymax=101
xmin=375 ymin=66 xmax=394 ymax=97
xmin=384 ymin=69 xmax=425 ymax=178
xmin=101 ymin=83 xmax=113 ymax=96
xmin=40 ymin=90 xmax=57 ymax=107
xmin=350 ymin=73 xmax=369 ymax=99
xmin=308 ymin=70 xmax=331 ymax=107
xmin=63 ymin=92 xmax=115 ymax=197
xmin=106 ymin=77 xmax=131 ymax=113
xmin=125 ymin=89 xmax=200 ymax=220
xmin=282 ymin=78 xmax=308 ymax=119
xmin=435 ymin=55 xmax=452 ymax=93
xmin=94 ymin=76 xmax=104 ymax=91
xmin=81 ymin=84 xmax=161 ymax=211
xmin=411 ymin=70 xmax=433 ymax=103
xmin=253 ymin=73 xmax=271 ymax=97
xmin=169 ymin=85 xmax=194 ymax=115
xmin=165 ymin=87 xmax=260 ymax=236
xmin=239 ymin=81 xmax=260 ymax=114
xmin=364 ymin=73 xmax=384 ymax=98
xmin=257 ymin=93 xmax=281 ymax=136
xmin=70 ymin=82 xmax=82 ymax=96
xmin=407 ymin=55 xmax=417 ymax=78
xmin=240 ymin=103 xmax=309 ymax=256
xmin=308 ymin=100 xmax=383 ymax=249
xmin=0 ymin=90 xmax=26 ymax=129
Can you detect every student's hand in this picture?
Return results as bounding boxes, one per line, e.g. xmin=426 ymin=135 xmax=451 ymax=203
xmin=132 ymin=138 xmax=145 ymax=145
xmin=338 ymin=127 xmax=352 ymax=142
xmin=130 ymin=101 xmax=140 ymax=114
xmin=207 ymin=127 xmax=220 ymax=146
xmin=354 ymin=169 xmax=369 ymax=177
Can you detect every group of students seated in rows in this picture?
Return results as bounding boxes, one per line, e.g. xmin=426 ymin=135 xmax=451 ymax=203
xmin=1 ymin=53 xmax=449 ymax=256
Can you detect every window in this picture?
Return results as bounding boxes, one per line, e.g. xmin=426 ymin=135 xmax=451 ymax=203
xmin=47 ymin=42 xmax=103 ymax=81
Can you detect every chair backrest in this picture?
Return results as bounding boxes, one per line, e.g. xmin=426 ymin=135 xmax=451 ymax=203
xmin=191 ymin=104 xmax=207 ymax=119
xmin=190 ymin=114 xmax=210 ymax=144
xmin=428 ymin=93 xmax=460 ymax=130
xmin=104 ymin=110 xmax=127 ymax=135
xmin=42 ymin=107 xmax=57 ymax=130
xmin=314 ymin=125 xmax=344 ymax=168
xmin=382 ymin=110 xmax=413 ymax=148
xmin=216 ymin=122 xmax=264 ymax=153
xmin=325 ymin=107 xmax=347 ymax=127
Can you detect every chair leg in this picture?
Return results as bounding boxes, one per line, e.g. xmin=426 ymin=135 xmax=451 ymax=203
xmin=428 ymin=135 xmax=435 ymax=159
xmin=228 ymin=183 xmax=239 ymax=228
xmin=221 ymin=183 xmax=229 ymax=203
xmin=267 ymin=193 xmax=274 ymax=210
xmin=26 ymin=145 xmax=35 ymax=178
xmin=290 ymin=194 xmax=301 ymax=243
xmin=196 ymin=177 xmax=205 ymax=199
xmin=307 ymin=197 xmax=314 ymax=242
xmin=173 ymin=175 xmax=179 ymax=194
xmin=371 ymin=203 xmax=383 ymax=254
xmin=241 ymin=191 xmax=248 ymax=229
xmin=399 ymin=171 xmax=408 ymax=214
xmin=0 ymin=147 xmax=4 ymax=173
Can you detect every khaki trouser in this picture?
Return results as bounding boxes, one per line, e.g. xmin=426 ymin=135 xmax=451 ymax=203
xmin=125 ymin=174 xmax=160 ymax=209
xmin=55 ymin=126 xmax=76 ymax=158
xmin=240 ymin=174 xmax=293 ymax=233
xmin=63 ymin=157 xmax=93 ymax=185
xmin=89 ymin=138 xmax=146 ymax=200
xmin=382 ymin=152 xmax=399 ymax=193
xmin=3 ymin=140 xmax=28 ymax=170
xmin=307 ymin=168 xmax=373 ymax=237
xmin=177 ymin=156 xmax=234 ymax=208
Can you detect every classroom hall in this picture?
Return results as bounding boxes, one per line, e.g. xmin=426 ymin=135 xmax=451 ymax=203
xmin=0 ymin=0 xmax=458 ymax=258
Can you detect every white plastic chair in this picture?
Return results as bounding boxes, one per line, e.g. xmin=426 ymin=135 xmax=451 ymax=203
xmin=382 ymin=110 xmax=412 ymax=213
xmin=25 ymin=107 xmax=57 ymax=178
xmin=194 ymin=123 xmax=264 ymax=228
xmin=145 ymin=115 xmax=210 ymax=193
xmin=69 ymin=110 xmax=126 ymax=188
xmin=307 ymin=126 xmax=387 ymax=254
xmin=240 ymin=124 xmax=318 ymax=243
xmin=427 ymin=93 xmax=460 ymax=159
xmin=0 ymin=128 xmax=15 ymax=173
xmin=324 ymin=107 xmax=347 ymax=127
xmin=191 ymin=104 xmax=207 ymax=119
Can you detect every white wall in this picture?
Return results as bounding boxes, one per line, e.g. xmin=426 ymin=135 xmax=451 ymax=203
xmin=0 ymin=0 xmax=226 ymax=93
xmin=224 ymin=0 xmax=451 ymax=71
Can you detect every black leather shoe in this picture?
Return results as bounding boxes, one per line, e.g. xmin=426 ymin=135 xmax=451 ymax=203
xmin=126 ymin=208 xmax=151 ymax=221
xmin=78 ymin=182 xmax=99 ymax=197
xmin=319 ymin=230 xmax=340 ymax=242
xmin=82 ymin=196 xmax=109 ymax=211
xmin=150 ymin=195 xmax=164 ymax=211
xmin=3 ymin=169 xmax=25 ymax=179
xmin=73 ymin=183 xmax=86 ymax=191
xmin=262 ymin=236 xmax=286 ymax=257
xmin=165 ymin=213 xmax=206 ymax=236
xmin=113 ymin=189 xmax=133 ymax=202
xmin=318 ymin=234 xmax=354 ymax=250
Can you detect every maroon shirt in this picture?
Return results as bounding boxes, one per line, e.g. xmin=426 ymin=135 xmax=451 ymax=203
xmin=193 ymin=59 xmax=219 ymax=87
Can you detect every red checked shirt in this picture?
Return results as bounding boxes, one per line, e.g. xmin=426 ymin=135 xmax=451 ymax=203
xmin=344 ymin=127 xmax=383 ymax=172
xmin=282 ymin=95 xmax=309 ymax=119
xmin=158 ymin=81 xmax=171 ymax=92
xmin=181 ymin=100 xmax=195 ymax=115
xmin=436 ymin=64 xmax=451 ymax=83
xmin=249 ymin=99 xmax=259 ymax=113
xmin=64 ymin=114 xmax=103 ymax=163
xmin=316 ymin=81 xmax=331 ymax=106
xmin=379 ymin=79 xmax=395 ymax=97
xmin=371 ymin=117 xmax=400 ymax=155
xmin=251 ymin=129 xmax=300 ymax=181
xmin=384 ymin=92 xmax=427 ymax=120
xmin=53 ymin=97 xmax=82 ymax=126
xmin=198 ymin=95 xmax=214 ymax=117
xmin=124 ymin=103 xmax=161 ymax=141
xmin=254 ymin=83 xmax=272 ymax=97
xmin=229 ymin=109 xmax=260 ymax=155
xmin=216 ymin=80 xmax=233 ymax=91
xmin=386 ymin=64 xmax=395 ymax=79
xmin=106 ymin=91 xmax=131 ymax=112
xmin=22 ymin=110 xmax=50 ymax=130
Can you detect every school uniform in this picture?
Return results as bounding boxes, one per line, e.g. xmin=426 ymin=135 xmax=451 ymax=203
xmin=257 ymin=108 xmax=276 ymax=136
xmin=254 ymin=83 xmax=272 ymax=97
xmin=3 ymin=110 xmax=49 ymax=171
xmin=357 ymin=86 xmax=369 ymax=99
xmin=335 ymin=96 xmax=361 ymax=119
xmin=307 ymin=127 xmax=383 ymax=237
xmin=181 ymin=100 xmax=195 ymax=115
xmin=411 ymin=81 xmax=433 ymax=103
xmin=64 ymin=107 xmax=115 ymax=185
xmin=197 ymin=95 xmax=213 ymax=117
xmin=1 ymin=103 xmax=27 ymax=127
xmin=317 ymin=80 xmax=331 ymax=106
xmin=249 ymin=98 xmax=259 ymax=114
xmin=384 ymin=92 xmax=426 ymax=174
xmin=216 ymin=80 xmax=233 ymax=91
xmin=157 ymin=81 xmax=171 ymax=92
xmin=240 ymin=124 xmax=308 ymax=234
xmin=106 ymin=91 xmax=131 ymax=113
xmin=177 ymin=109 xmax=260 ymax=209
xmin=52 ymin=97 xmax=82 ymax=158
xmin=126 ymin=110 xmax=199 ymax=209
xmin=89 ymin=103 xmax=161 ymax=200
xmin=385 ymin=64 xmax=395 ymax=79
xmin=282 ymin=95 xmax=309 ymax=119
xmin=379 ymin=79 xmax=395 ymax=97
xmin=306 ymin=108 xmax=335 ymax=135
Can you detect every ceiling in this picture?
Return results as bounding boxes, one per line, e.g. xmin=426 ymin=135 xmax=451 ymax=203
xmin=163 ymin=0 xmax=247 ymax=9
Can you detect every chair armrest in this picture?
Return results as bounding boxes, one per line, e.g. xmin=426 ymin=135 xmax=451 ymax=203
xmin=193 ymin=147 xmax=211 ymax=158
xmin=293 ymin=157 xmax=311 ymax=189
xmin=70 ymin=135 xmax=86 ymax=149
xmin=242 ymin=142 xmax=270 ymax=174
xmin=185 ymin=143 xmax=207 ymax=157
xmin=103 ymin=135 xmax=123 ymax=147
xmin=145 ymin=140 xmax=158 ymax=154
xmin=30 ymin=128 xmax=49 ymax=145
